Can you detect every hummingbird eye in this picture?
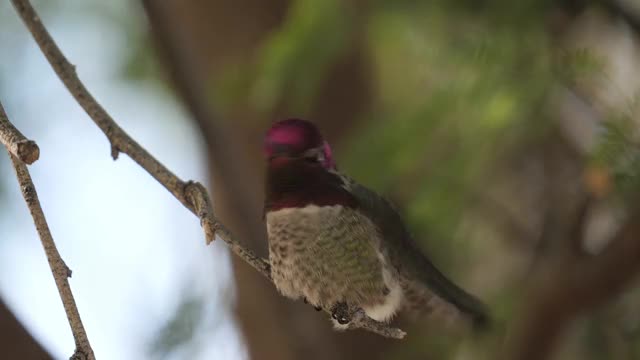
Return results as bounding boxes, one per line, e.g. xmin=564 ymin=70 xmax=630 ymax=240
xmin=303 ymin=148 xmax=325 ymax=164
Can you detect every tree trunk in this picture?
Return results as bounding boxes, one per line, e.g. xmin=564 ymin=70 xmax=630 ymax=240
xmin=142 ymin=1 xmax=396 ymax=359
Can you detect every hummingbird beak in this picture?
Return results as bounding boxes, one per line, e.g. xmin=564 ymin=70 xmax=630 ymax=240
xmin=322 ymin=141 xmax=336 ymax=169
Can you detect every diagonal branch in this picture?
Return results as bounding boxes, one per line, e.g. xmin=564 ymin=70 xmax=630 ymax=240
xmin=503 ymin=201 xmax=640 ymax=360
xmin=0 ymin=102 xmax=39 ymax=164
xmin=0 ymin=101 xmax=94 ymax=360
xmin=9 ymin=0 xmax=269 ymax=280
xmin=184 ymin=181 xmax=271 ymax=279
xmin=10 ymin=0 xmax=405 ymax=339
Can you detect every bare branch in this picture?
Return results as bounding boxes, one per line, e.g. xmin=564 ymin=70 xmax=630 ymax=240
xmin=10 ymin=0 xmax=405 ymax=339
xmin=0 ymin=102 xmax=39 ymax=164
xmin=10 ymin=0 xmax=189 ymax=208
xmin=1 ymin=101 xmax=94 ymax=360
xmin=184 ymin=181 xmax=271 ymax=280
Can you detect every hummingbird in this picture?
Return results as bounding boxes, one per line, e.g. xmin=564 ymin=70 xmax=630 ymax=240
xmin=263 ymin=118 xmax=488 ymax=329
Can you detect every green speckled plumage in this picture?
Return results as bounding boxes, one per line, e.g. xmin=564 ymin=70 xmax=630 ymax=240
xmin=266 ymin=205 xmax=392 ymax=311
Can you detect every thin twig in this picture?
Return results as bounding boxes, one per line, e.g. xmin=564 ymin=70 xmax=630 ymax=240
xmin=184 ymin=181 xmax=271 ymax=279
xmin=10 ymin=0 xmax=406 ymax=339
xmin=0 ymin=102 xmax=39 ymax=164
xmin=1 ymin=101 xmax=94 ymax=360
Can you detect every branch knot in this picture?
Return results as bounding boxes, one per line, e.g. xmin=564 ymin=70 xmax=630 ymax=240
xmin=184 ymin=181 xmax=216 ymax=244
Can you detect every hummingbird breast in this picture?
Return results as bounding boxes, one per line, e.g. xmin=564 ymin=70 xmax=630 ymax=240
xmin=266 ymin=204 xmax=403 ymax=322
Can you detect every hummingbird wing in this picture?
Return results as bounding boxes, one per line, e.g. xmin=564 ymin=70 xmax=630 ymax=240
xmin=341 ymin=175 xmax=489 ymax=328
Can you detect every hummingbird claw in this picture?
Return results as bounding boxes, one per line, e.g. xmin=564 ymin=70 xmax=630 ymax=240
xmin=303 ymin=297 xmax=322 ymax=310
xmin=330 ymin=302 xmax=351 ymax=325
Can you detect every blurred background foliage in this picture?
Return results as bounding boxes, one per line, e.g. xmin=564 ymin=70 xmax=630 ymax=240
xmin=198 ymin=0 xmax=640 ymax=359
xmin=214 ymin=0 xmax=555 ymax=249
xmin=2 ymin=0 xmax=640 ymax=359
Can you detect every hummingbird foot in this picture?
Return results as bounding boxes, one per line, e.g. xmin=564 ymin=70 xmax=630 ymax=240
xmin=330 ymin=302 xmax=352 ymax=325
xmin=302 ymin=297 xmax=323 ymax=311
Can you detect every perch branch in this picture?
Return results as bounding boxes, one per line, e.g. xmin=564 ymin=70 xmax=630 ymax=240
xmin=11 ymin=0 xmax=405 ymax=339
xmin=1 ymin=101 xmax=94 ymax=360
xmin=0 ymin=102 xmax=39 ymax=164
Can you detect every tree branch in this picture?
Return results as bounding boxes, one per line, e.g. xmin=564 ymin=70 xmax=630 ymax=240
xmin=0 ymin=102 xmax=39 ymax=164
xmin=503 ymin=203 xmax=640 ymax=359
xmin=0 ymin=101 xmax=94 ymax=360
xmin=184 ymin=181 xmax=271 ymax=279
xmin=10 ymin=0 xmax=405 ymax=339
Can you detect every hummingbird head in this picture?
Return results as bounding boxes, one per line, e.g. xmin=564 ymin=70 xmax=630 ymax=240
xmin=264 ymin=118 xmax=336 ymax=170
xmin=264 ymin=119 xmax=354 ymax=211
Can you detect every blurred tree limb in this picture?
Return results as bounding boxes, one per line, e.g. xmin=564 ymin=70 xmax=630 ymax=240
xmin=600 ymin=0 xmax=640 ymax=34
xmin=139 ymin=0 xmax=265 ymax=243
xmin=140 ymin=2 xmax=396 ymax=360
xmin=0 ymin=299 xmax=53 ymax=359
xmin=504 ymin=189 xmax=640 ymax=360
xmin=137 ymin=2 xmax=301 ymax=358
xmin=562 ymin=0 xmax=640 ymax=34
xmin=10 ymin=0 xmax=405 ymax=340
xmin=0 ymin=101 xmax=94 ymax=360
